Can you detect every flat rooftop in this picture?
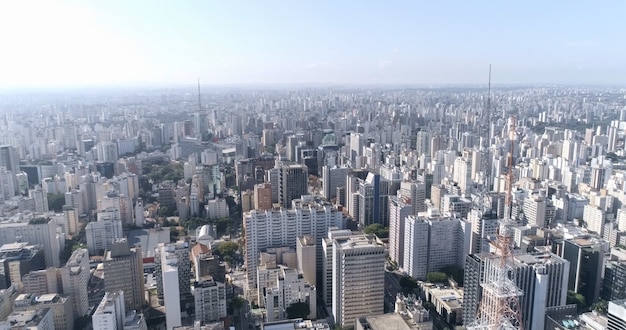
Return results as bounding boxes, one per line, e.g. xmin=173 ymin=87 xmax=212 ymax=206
xmin=358 ymin=313 xmax=412 ymax=330
xmin=127 ymin=228 xmax=171 ymax=258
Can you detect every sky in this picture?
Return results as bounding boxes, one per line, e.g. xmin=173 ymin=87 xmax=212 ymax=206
xmin=0 ymin=1 xmax=625 ymax=88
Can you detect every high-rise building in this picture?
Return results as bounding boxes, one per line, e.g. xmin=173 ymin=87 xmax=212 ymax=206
xmin=403 ymin=209 xmax=470 ymax=280
xmin=0 ymin=308 xmax=54 ymax=329
xmin=356 ymin=172 xmax=390 ymax=227
xmin=0 ymin=145 xmax=19 ymax=195
xmin=464 ymin=250 xmax=570 ymax=330
xmin=85 ymin=217 xmax=123 ymax=255
xmin=332 ymin=234 xmax=385 ymax=328
xmin=159 ymin=248 xmax=182 ymax=330
xmin=321 ymin=166 xmax=351 ymax=200
xmin=92 ymin=290 xmax=126 ymax=330
xmin=0 ymin=242 xmax=46 ymax=290
xmin=296 ymin=236 xmax=316 ymax=288
xmin=13 ymin=293 xmax=74 ymax=330
xmin=388 ymin=196 xmax=411 ymax=268
xmin=322 ymin=228 xmax=354 ymax=308
xmin=264 ymin=268 xmax=316 ymax=322
xmin=191 ymin=277 xmax=227 ymax=324
xmin=0 ymin=216 xmax=60 ymax=268
xmin=608 ymin=300 xmax=626 ymax=330
xmin=583 ymin=204 xmax=606 ymax=236
xmin=243 ymin=196 xmax=344 ymax=298
xmin=103 ymin=239 xmax=144 ymax=312
xmin=21 ymin=268 xmax=60 ymax=296
xmin=602 ymin=258 xmax=626 ymax=301
xmin=468 ymin=209 xmax=499 ymax=254
xmin=523 ymin=193 xmax=555 ymax=228
xmin=560 ymin=237 xmax=605 ymax=306
xmin=278 ymin=162 xmax=308 ymax=207
xmin=253 ymin=183 xmax=272 ymax=210
xmin=61 ymin=248 xmax=90 ymax=317
xmin=155 ymin=242 xmax=192 ymax=308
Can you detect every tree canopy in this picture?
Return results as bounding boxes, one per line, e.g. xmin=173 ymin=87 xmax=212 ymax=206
xmin=363 ymin=224 xmax=389 ymax=238
xmin=426 ymin=272 xmax=448 ymax=283
xmin=286 ymin=302 xmax=310 ymax=319
xmin=567 ymin=290 xmax=586 ymax=312
xmin=47 ymin=193 xmax=65 ymax=212
xmin=214 ymin=241 xmax=240 ymax=263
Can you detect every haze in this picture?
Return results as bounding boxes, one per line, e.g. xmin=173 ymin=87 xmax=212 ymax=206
xmin=1 ymin=0 xmax=625 ymax=89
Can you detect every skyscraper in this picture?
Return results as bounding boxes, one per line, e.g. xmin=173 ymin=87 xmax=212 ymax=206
xmin=278 ymin=163 xmax=308 ymax=207
xmin=464 ymin=250 xmax=570 ymax=329
xmin=155 ymin=242 xmax=191 ymax=307
xmin=103 ymin=239 xmax=144 ymax=312
xmin=332 ymin=234 xmax=385 ymax=328
xmin=388 ymin=196 xmax=411 ymax=268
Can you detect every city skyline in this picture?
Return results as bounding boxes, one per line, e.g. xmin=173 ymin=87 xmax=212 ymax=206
xmin=1 ymin=1 xmax=625 ymax=89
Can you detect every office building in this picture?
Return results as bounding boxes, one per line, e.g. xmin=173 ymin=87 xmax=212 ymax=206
xmin=191 ymin=243 xmax=225 ymax=283
xmin=92 ymin=291 xmax=126 ymax=330
xmin=278 ymin=162 xmax=308 ymax=207
xmin=264 ymin=268 xmax=316 ymax=322
xmin=155 ymin=241 xmax=192 ymax=308
xmin=253 ymin=183 xmax=272 ymax=210
xmin=0 ymin=242 xmax=45 ymax=290
xmin=13 ymin=293 xmax=74 ymax=330
xmin=463 ymin=250 xmax=570 ymax=330
xmin=332 ymin=234 xmax=385 ymax=328
xmin=205 ymin=198 xmax=229 ymax=219
xmin=560 ymin=237 xmax=604 ymax=306
xmin=322 ymin=229 xmax=354 ymax=308
xmin=86 ymin=217 xmax=123 ymax=255
xmin=388 ymin=196 xmax=411 ymax=268
xmin=356 ymin=172 xmax=391 ymax=227
xmin=103 ymin=239 xmax=144 ymax=312
xmin=0 ymin=308 xmax=54 ymax=329
xmin=61 ymin=248 xmax=90 ymax=317
xmin=403 ymin=209 xmax=470 ymax=280
xmin=0 ymin=216 xmax=60 ymax=268
xmin=296 ymin=236 xmax=316 ymax=288
xmin=191 ymin=277 xmax=227 ymax=324
xmin=608 ymin=300 xmax=626 ymax=330
xmin=243 ymin=196 xmax=344 ymax=295
xmin=321 ymin=166 xmax=351 ymax=200
xmin=21 ymin=268 xmax=60 ymax=296
xmin=161 ymin=250 xmax=182 ymax=330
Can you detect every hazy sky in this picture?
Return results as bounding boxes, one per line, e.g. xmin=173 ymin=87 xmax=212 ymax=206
xmin=0 ymin=1 xmax=625 ymax=88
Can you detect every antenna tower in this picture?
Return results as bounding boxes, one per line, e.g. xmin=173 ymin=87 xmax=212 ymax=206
xmin=197 ymin=78 xmax=202 ymax=111
xmin=468 ymin=116 xmax=524 ymax=330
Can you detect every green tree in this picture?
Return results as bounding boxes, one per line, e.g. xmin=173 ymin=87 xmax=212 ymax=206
xmin=363 ymin=224 xmax=389 ymax=239
xmin=286 ymin=302 xmax=311 ymax=319
xmin=214 ymin=241 xmax=240 ymax=263
xmin=440 ymin=264 xmax=465 ymax=286
xmin=567 ymin=290 xmax=586 ymax=312
xmin=47 ymin=193 xmax=65 ymax=212
xmin=399 ymin=276 xmax=418 ymax=292
xmin=427 ymin=272 xmax=448 ymax=283
xmin=592 ymin=300 xmax=608 ymax=315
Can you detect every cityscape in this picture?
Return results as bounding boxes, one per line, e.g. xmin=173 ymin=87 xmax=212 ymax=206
xmin=1 ymin=2 xmax=626 ymax=330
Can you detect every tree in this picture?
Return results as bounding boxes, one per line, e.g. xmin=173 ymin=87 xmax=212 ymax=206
xmin=427 ymin=272 xmax=448 ymax=283
xmin=440 ymin=264 xmax=465 ymax=286
xmin=214 ymin=241 xmax=240 ymax=263
xmin=363 ymin=224 xmax=389 ymax=239
xmin=399 ymin=276 xmax=418 ymax=292
xmin=286 ymin=302 xmax=310 ymax=319
xmin=592 ymin=300 xmax=608 ymax=315
xmin=567 ymin=290 xmax=586 ymax=312
xmin=47 ymin=193 xmax=65 ymax=212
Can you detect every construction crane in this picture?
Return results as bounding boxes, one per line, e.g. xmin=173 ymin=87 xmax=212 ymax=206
xmin=468 ymin=116 xmax=524 ymax=330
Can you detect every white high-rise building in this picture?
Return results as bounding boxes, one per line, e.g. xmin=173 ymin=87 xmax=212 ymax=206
xmin=322 ymin=228 xmax=353 ymax=308
xmin=92 ymin=291 xmax=125 ymax=330
xmin=0 ymin=216 xmax=60 ymax=267
xmin=332 ymin=234 xmax=385 ymax=328
xmin=389 ymin=196 xmax=411 ymax=268
xmin=264 ymin=268 xmax=317 ymax=322
xmin=161 ymin=250 xmax=182 ymax=330
xmin=86 ymin=218 xmax=123 ymax=255
xmin=205 ymin=198 xmax=229 ymax=219
xmin=584 ymin=204 xmax=606 ymax=236
xmin=191 ymin=278 xmax=227 ymax=324
xmin=243 ymin=196 xmax=344 ymax=294
xmin=453 ymin=157 xmax=472 ymax=197
xmin=61 ymin=248 xmax=90 ymax=317
xmin=403 ymin=209 xmax=470 ymax=280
